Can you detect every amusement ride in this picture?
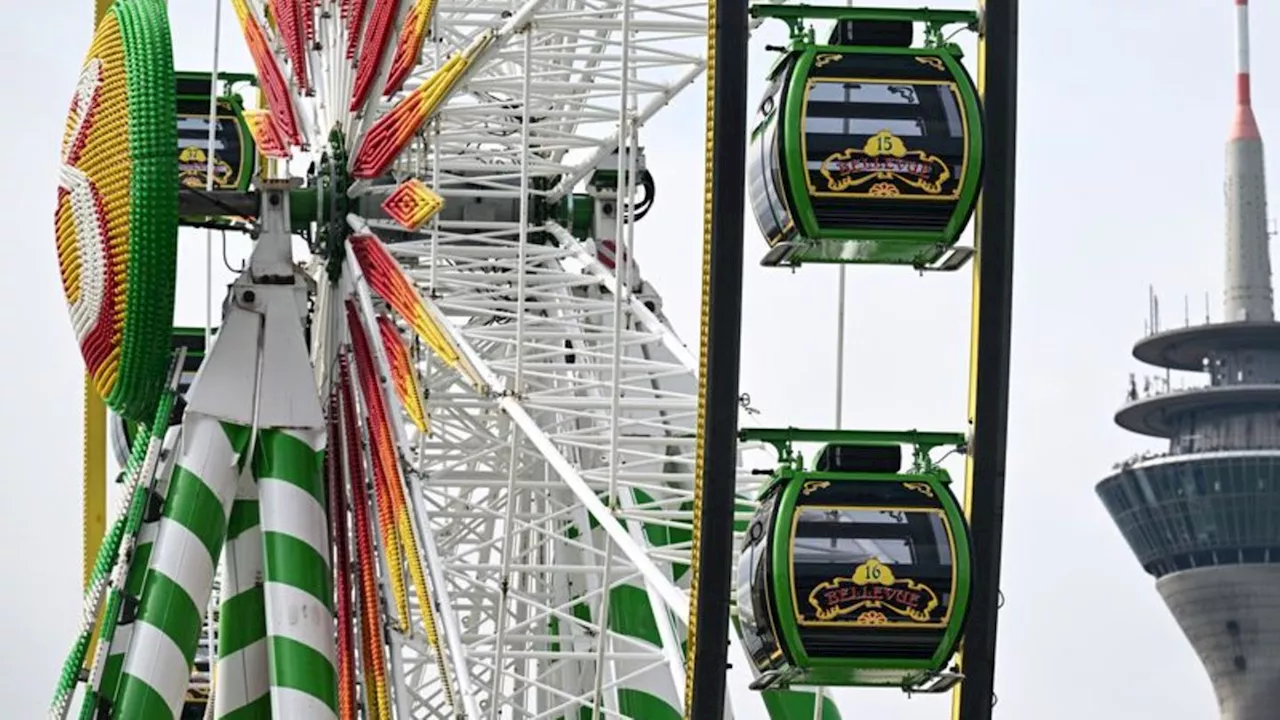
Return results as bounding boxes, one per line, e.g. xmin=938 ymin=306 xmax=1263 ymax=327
xmin=47 ymin=0 xmax=1017 ymax=718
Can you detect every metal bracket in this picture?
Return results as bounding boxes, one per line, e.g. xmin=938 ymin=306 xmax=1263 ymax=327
xmin=906 ymin=669 xmax=965 ymax=695
xmin=920 ymin=245 xmax=975 ymax=273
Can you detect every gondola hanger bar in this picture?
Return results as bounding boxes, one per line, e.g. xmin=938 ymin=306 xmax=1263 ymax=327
xmin=751 ymin=5 xmax=979 ymax=33
xmin=741 ymin=427 xmax=967 ymax=458
xmin=175 ymin=69 xmax=259 ymax=93
xmin=742 ymin=427 xmax=967 ymax=448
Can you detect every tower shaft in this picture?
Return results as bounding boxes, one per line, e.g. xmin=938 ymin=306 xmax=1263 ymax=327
xmin=1159 ymin=566 xmax=1280 ymax=720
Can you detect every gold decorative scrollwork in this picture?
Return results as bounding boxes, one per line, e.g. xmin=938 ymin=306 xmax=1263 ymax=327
xmin=815 ymin=53 xmax=843 ymax=68
xmin=915 ymin=56 xmax=945 ymax=72
xmin=903 ymin=482 xmax=934 ymax=498
xmin=819 ymin=130 xmax=952 ymax=195
xmin=801 ymin=480 xmax=831 ymax=496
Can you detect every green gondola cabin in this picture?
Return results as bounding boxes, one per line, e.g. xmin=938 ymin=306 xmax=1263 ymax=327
xmin=175 ymin=71 xmax=258 ymax=193
xmin=748 ymin=6 xmax=983 ymax=269
xmin=737 ymin=428 xmax=972 ymax=692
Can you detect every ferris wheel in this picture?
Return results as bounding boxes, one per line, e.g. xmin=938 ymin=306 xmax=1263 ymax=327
xmin=49 ymin=0 xmax=1019 ymax=717
xmin=50 ymin=0 xmax=822 ymax=717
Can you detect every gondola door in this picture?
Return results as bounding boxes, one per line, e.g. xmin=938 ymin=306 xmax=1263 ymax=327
xmin=749 ymin=56 xmax=800 ymax=251
xmin=737 ymin=490 xmax=787 ymax=676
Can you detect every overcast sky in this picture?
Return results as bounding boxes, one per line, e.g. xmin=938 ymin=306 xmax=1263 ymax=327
xmin=1 ymin=0 xmax=1272 ymax=717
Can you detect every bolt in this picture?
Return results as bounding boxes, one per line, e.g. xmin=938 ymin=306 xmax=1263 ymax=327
xmin=243 ymin=289 xmax=257 ymax=304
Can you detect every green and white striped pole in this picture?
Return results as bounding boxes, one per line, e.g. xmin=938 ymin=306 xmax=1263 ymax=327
xmin=110 ymin=416 xmax=251 ymax=718
xmin=54 ymin=375 xmax=180 ymax=720
xmin=192 ymin=187 xmax=332 ymax=718
xmin=213 ymin=495 xmax=270 ymax=718
xmin=71 ymin=354 xmax=185 ymax=720
xmin=89 ymin=420 xmax=182 ymax=716
xmin=255 ymin=427 xmax=337 ymax=718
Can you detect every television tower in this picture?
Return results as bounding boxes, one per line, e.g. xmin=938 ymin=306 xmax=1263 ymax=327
xmin=1096 ymin=1 xmax=1280 ymax=718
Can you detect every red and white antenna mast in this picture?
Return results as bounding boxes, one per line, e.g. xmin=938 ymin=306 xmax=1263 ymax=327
xmin=1224 ymin=0 xmax=1273 ymax=321
xmin=1232 ymin=0 xmax=1261 ymax=140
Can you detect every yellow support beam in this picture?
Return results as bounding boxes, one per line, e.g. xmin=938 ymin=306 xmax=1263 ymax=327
xmin=82 ymin=380 xmax=107 ymax=591
xmin=84 ymin=0 xmax=112 ymax=594
xmin=81 ymin=0 xmax=114 ymax=675
xmin=949 ymin=2 xmax=985 ymax=717
xmin=951 ymin=0 xmax=1020 ymax=715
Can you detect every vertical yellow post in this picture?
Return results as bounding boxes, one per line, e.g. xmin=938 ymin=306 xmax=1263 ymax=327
xmin=79 ymin=0 xmax=115 ymax=678
xmin=259 ymin=90 xmax=271 ymax=180
xmin=83 ymin=0 xmax=113 ymax=593
xmin=951 ymin=2 xmax=986 ymax=717
xmin=82 ymin=380 xmax=106 ymax=592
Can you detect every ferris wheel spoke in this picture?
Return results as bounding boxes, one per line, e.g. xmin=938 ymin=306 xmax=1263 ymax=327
xmin=267 ymin=0 xmax=311 ymax=93
xmin=230 ymin=0 xmax=309 ymax=150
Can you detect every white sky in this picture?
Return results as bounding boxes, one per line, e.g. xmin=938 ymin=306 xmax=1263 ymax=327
xmin=0 ymin=0 xmax=1271 ymax=716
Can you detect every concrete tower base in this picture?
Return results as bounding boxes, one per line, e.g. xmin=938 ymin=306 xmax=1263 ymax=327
xmin=1157 ymin=566 xmax=1280 ymax=719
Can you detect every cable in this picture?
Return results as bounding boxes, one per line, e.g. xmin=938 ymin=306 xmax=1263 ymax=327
xmin=204 ymin=0 xmax=224 ymax=353
xmin=624 ymin=170 xmax=656 ymax=221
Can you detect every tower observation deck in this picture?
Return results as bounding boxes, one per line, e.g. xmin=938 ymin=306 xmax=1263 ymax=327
xmin=1095 ymin=3 xmax=1280 ymax=717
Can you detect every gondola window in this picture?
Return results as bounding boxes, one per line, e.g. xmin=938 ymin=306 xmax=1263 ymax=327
xmin=791 ymin=505 xmax=955 ymax=627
